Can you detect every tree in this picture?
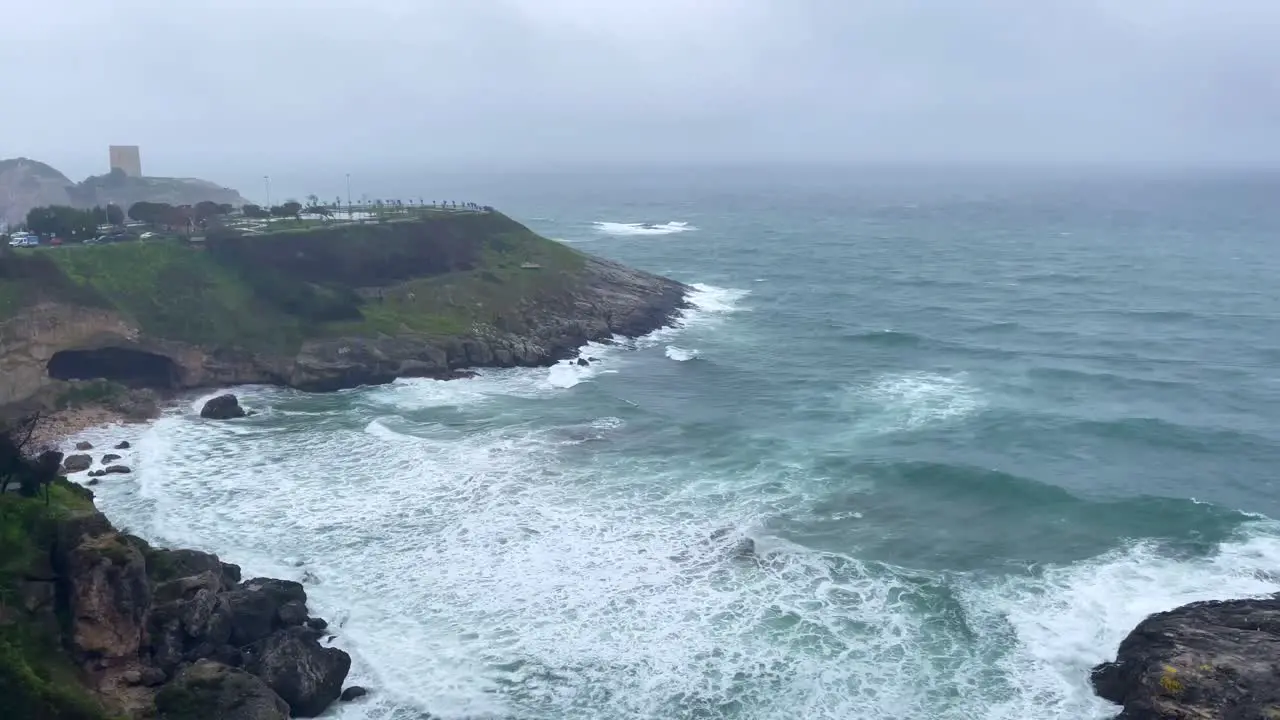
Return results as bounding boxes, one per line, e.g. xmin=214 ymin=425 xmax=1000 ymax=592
xmin=0 ymin=412 xmax=61 ymax=501
xmin=129 ymin=201 xmax=171 ymax=225
xmin=281 ymin=201 xmax=302 ymax=220
xmin=217 ymin=203 xmax=234 ymax=215
xmin=241 ymin=203 xmax=269 ymax=219
xmin=25 ymin=205 xmax=97 ymax=240
xmin=106 ymin=203 xmax=125 ymax=226
xmin=194 ymin=200 xmax=222 ymax=224
xmin=305 ymin=194 xmax=319 ymax=207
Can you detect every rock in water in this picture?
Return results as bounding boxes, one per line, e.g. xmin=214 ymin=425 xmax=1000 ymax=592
xmin=576 ymin=357 xmax=589 ymax=366
xmin=340 ymin=686 xmax=368 ymax=701
xmin=62 ymin=454 xmax=92 ymax=473
xmin=156 ymin=659 xmax=289 ymax=720
xmin=102 ymin=453 xmax=121 ymax=463
xmin=75 ymin=440 xmax=93 ymax=451
xmin=114 ymin=440 xmax=131 ymax=449
xmin=245 ymin=626 xmax=351 ymax=717
xmin=201 ymin=393 xmax=246 ymax=419
xmin=1091 ymin=596 xmax=1280 ymax=719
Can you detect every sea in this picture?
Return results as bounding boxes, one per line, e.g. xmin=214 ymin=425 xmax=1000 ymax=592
xmin=67 ymin=166 xmax=1280 ymax=720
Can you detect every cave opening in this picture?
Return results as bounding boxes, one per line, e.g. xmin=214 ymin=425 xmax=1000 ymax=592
xmin=47 ymin=347 xmax=182 ymax=389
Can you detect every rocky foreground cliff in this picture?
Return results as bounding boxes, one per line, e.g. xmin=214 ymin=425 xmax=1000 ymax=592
xmin=1092 ymin=595 xmax=1280 ymax=719
xmin=0 ymin=211 xmax=687 ymax=415
xmin=1 ymin=476 xmax=356 ymax=719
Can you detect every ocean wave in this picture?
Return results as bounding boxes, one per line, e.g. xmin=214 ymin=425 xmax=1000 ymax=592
xmin=593 ymin=221 xmax=696 ymax=236
xmin=665 ymin=345 xmax=699 ymax=362
xmin=844 ymin=372 xmax=984 ymax=433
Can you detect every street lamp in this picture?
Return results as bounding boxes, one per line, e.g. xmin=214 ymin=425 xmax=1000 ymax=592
xmin=345 ymin=173 xmax=352 ymax=219
xmin=263 ymin=175 xmax=271 ymax=208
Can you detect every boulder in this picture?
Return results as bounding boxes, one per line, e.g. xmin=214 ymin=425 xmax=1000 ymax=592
xmin=62 ymin=454 xmax=93 ymax=473
xmin=146 ymin=547 xmax=241 ymax=587
xmin=340 ymin=685 xmax=368 ymax=701
xmin=245 ymin=626 xmax=352 ymax=717
xmin=576 ymin=357 xmax=589 ymax=366
xmin=103 ymin=464 xmax=132 ymax=475
xmin=74 ymin=440 xmax=93 ymax=451
xmin=88 ymin=469 xmax=106 ymax=478
xmin=305 ymin=617 xmax=328 ymax=632
xmin=102 ymin=453 xmax=122 ymax=463
xmin=200 ymin=394 xmax=246 ymax=419
xmin=278 ymin=600 xmax=308 ymax=627
xmin=156 ymin=660 xmax=289 ymax=720
xmin=225 ymin=578 xmax=306 ymax=645
xmin=63 ymin=532 xmax=151 ymax=659
xmin=114 ymin=440 xmax=131 ymax=449
xmin=1091 ymin=596 xmax=1280 ymax=719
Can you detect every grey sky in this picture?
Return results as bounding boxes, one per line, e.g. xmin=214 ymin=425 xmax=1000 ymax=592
xmin=4 ymin=0 xmax=1279 ymax=183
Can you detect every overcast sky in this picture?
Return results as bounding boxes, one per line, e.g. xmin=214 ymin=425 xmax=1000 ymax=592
xmin=4 ymin=0 xmax=1278 ymax=185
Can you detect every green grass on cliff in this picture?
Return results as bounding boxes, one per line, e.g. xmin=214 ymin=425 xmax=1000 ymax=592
xmin=0 ymin=480 xmax=114 ymax=720
xmin=1 ymin=213 xmax=586 ymax=353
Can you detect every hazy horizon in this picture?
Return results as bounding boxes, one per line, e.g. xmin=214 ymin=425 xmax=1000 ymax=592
xmin=6 ymin=0 xmax=1280 ymax=188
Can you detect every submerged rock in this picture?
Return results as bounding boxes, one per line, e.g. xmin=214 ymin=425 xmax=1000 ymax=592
xmin=200 ymin=393 xmax=246 ymax=420
xmin=1091 ymin=595 xmax=1280 ymax=719
xmin=75 ymin=440 xmax=93 ymax=451
xmin=114 ymin=440 xmax=131 ymax=449
xmin=340 ymin=685 xmax=368 ymax=701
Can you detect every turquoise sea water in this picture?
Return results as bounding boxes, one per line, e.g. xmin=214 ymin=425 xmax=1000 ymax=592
xmin=71 ymin=168 xmax=1280 ymax=719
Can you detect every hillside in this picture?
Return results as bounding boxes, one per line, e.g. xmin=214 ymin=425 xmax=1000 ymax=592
xmin=0 ymin=158 xmax=248 ymax=227
xmin=0 ymin=211 xmax=686 ymax=413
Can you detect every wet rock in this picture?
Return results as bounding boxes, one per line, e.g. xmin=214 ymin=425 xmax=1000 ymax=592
xmin=246 ymin=626 xmax=352 ymax=717
xmin=103 ymin=464 xmax=132 ymax=475
xmin=146 ymin=547 xmax=240 ymax=588
xmin=62 ymin=454 xmax=92 ymax=473
xmin=200 ymin=393 xmax=246 ymax=419
xmin=305 ymin=617 xmax=328 ymax=632
xmin=75 ymin=440 xmax=93 ymax=451
xmin=278 ymin=600 xmax=308 ymax=627
xmin=114 ymin=441 xmax=131 ymax=449
xmin=88 ymin=469 xmax=106 ymax=478
xmin=576 ymin=357 xmax=589 ymax=366
xmin=1091 ymin=595 xmax=1280 ymax=719
xmin=87 ymin=478 xmax=100 ymax=486
xmin=156 ymin=659 xmax=289 ymax=720
xmin=225 ymin=578 xmax=307 ymax=645
xmin=102 ymin=453 xmax=122 ymax=463
xmin=340 ymin=686 xmax=368 ymax=701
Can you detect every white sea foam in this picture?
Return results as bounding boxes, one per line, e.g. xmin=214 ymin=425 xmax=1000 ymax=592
xmin=594 ymin=220 xmax=696 ymax=236
xmin=61 ymin=406 xmax=1280 ymax=720
xmin=847 ymin=372 xmax=984 ymax=433
xmin=665 ymin=345 xmax=699 ymax=361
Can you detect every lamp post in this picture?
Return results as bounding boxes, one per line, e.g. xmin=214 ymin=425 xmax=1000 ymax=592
xmin=263 ymin=175 xmax=271 ymax=209
xmin=345 ymin=173 xmax=352 ymax=219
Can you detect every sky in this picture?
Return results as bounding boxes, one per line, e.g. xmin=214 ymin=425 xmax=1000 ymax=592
xmin=3 ymin=0 xmax=1278 ymax=188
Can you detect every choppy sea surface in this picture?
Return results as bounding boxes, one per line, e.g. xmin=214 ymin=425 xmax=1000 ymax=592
xmin=68 ymin=167 xmax=1280 ymax=719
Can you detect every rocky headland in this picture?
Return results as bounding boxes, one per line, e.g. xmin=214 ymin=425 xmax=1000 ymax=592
xmin=0 ymin=210 xmax=687 ymax=421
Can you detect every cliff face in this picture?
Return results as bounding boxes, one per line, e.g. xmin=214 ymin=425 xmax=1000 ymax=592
xmin=0 ymin=478 xmax=352 ymax=719
xmin=1091 ymin=596 xmax=1280 ymax=719
xmin=0 ymin=212 xmax=687 ymax=413
xmin=0 ymin=158 xmax=249 ymax=228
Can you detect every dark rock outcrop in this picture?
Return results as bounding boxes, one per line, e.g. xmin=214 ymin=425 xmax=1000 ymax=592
xmin=245 ymin=626 xmax=352 ymax=717
xmin=155 ymin=660 xmax=289 ymax=720
xmin=200 ymin=394 xmax=246 ymax=419
xmin=115 ymin=440 xmax=131 ymax=449
xmin=75 ymin=440 xmax=94 ymax=451
xmin=102 ymin=453 xmax=122 ymax=463
xmin=1091 ymin=595 xmax=1280 ymax=719
xmin=63 ymin=453 xmax=93 ymax=472
xmin=103 ymin=464 xmax=132 ymax=474
xmin=341 ymin=685 xmax=368 ymax=701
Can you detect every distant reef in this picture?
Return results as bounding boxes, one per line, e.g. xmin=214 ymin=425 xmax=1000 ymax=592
xmin=0 ymin=211 xmax=687 ymax=416
xmin=0 ymin=158 xmax=248 ymax=227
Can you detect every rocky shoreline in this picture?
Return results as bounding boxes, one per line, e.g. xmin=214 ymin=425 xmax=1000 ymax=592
xmin=1091 ymin=594 xmax=1280 ymax=719
xmin=3 ymin=470 xmax=363 ymax=719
